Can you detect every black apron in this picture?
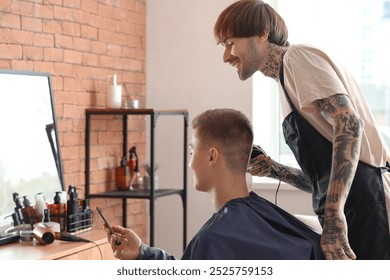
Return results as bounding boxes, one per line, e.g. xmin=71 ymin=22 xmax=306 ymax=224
xmin=279 ymin=61 xmax=390 ymax=259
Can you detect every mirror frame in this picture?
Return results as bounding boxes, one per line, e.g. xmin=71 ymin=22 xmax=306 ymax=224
xmin=0 ymin=69 xmax=65 ymax=227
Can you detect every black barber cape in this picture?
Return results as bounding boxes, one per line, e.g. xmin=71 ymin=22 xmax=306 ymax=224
xmin=140 ymin=192 xmax=324 ymax=260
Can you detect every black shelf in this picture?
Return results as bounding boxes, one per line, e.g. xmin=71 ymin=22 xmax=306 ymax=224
xmin=88 ymin=188 xmax=184 ymax=199
xmin=85 ymin=108 xmax=188 ymax=250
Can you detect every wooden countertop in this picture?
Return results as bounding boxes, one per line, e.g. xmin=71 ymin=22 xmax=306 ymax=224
xmin=0 ymin=229 xmax=112 ymax=260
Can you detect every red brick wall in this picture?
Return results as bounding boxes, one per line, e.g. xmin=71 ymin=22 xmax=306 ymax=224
xmin=0 ymin=0 xmax=147 ymax=241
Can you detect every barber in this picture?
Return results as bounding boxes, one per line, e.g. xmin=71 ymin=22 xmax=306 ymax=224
xmin=214 ymin=0 xmax=390 ymax=259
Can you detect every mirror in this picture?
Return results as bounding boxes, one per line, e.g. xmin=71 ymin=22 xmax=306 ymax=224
xmin=0 ymin=69 xmax=64 ymax=228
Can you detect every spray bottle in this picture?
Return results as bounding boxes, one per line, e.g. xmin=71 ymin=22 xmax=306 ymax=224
xmin=116 ymin=156 xmax=130 ymax=190
xmin=128 ymin=146 xmax=142 ymax=191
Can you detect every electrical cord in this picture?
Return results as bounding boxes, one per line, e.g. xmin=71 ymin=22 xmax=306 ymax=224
xmin=90 ymin=240 xmax=103 ymax=260
xmin=55 ymin=233 xmax=103 ymax=260
xmin=274 ymin=179 xmax=282 ymax=206
xmin=269 ymin=165 xmax=281 ymax=206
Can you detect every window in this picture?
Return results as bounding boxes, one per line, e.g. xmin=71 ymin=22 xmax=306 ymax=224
xmin=253 ymin=0 xmax=390 ymax=183
xmin=383 ymin=1 xmax=390 ymax=19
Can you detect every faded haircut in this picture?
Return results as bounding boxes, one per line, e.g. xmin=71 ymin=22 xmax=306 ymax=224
xmin=214 ymin=0 xmax=289 ymax=47
xmin=192 ymin=108 xmax=253 ymax=173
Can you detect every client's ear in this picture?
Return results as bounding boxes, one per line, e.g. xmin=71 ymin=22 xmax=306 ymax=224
xmin=208 ymin=147 xmax=219 ymax=166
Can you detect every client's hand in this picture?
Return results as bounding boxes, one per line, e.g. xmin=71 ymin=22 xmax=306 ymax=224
xmin=104 ymin=224 xmax=142 ymax=260
xmin=247 ymin=145 xmax=276 ymax=178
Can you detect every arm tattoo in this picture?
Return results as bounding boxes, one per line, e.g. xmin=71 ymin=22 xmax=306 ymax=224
xmin=314 ymin=94 xmax=363 ymax=204
xmin=272 ymin=163 xmax=313 ymax=193
xmin=321 ymin=208 xmax=344 ymax=245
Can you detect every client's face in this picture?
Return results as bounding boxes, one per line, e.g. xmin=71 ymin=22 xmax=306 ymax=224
xmin=188 ymin=129 xmax=213 ymax=192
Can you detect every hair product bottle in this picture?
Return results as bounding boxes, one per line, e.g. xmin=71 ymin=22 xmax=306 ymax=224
xmin=34 ymin=192 xmax=47 ymax=222
xmin=22 ymin=195 xmax=38 ymax=225
xmin=116 ymin=156 xmax=130 ymax=190
xmin=127 ymin=146 xmax=137 ymax=181
xmin=67 ymin=185 xmax=80 ymax=232
xmin=48 ymin=191 xmax=66 ymax=231
xmin=128 ymin=146 xmax=143 ymax=191
xmin=12 ymin=193 xmax=25 ymax=224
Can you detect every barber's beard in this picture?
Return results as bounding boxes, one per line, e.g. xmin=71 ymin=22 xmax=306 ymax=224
xmin=237 ymin=40 xmax=263 ymax=81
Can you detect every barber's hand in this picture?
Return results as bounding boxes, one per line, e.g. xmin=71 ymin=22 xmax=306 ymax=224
xmin=247 ymin=146 xmax=275 ymax=178
xmin=320 ymin=208 xmax=356 ymax=260
xmin=104 ymin=224 xmax=142 ymax=260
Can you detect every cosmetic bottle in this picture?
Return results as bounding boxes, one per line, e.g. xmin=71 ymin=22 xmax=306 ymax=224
xmin=131 ymin=163 xmax=143 ymax=191
xmin=128 ymin=146 xmax=143 ymax=191
xmin=12 ymin=192 xmax=25 ymax=224
xmin=67 ymin=185 xmax=80 ymax=232
xmin=116 ymin=156 xmax=130 ymax=190
xmin=22 ymin=196 xmax=38 ymax=225
xmin=34 ymin=192 xmax=47 ymax=222
xmin=127 ymin=146 xmax=137 ymax=180
xmin=4 ymin=213 xmax=32 ymax=234
xmin=49 ymin=191 xmax=66 ymax=231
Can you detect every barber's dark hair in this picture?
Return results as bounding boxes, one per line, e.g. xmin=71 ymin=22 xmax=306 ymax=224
xmin=214 ymin=0 xmax=289 ymax=47
xmin=192 ymin=108 xmax=253 ymax=172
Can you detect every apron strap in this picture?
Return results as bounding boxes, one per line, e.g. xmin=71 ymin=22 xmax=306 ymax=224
xmin=279 ymin=60 xmax=297 ymax=112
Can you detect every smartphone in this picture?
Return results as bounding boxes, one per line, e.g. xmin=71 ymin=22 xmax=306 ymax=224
xmin=96 ymin=207 xmax=121 ymax=245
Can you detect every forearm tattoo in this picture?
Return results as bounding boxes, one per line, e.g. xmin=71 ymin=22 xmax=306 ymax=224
xmin=272 ymin=163 xmax=313 ymax=193
xmin=314 ymin=94 xmax=363 ymax=204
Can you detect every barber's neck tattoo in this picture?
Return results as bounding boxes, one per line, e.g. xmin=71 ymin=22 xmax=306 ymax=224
xmin=260 ymin=44 xmax=288 ymax=80
xmin=314 ymin=94 xmax=363 ymax=204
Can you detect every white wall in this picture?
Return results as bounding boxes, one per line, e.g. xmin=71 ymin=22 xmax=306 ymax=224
xmin=146 ymin=0 xmax=314 ymax=257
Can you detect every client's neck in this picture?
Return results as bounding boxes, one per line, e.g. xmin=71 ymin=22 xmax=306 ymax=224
xmin=210 ymin=173 xmax=249 ymax=212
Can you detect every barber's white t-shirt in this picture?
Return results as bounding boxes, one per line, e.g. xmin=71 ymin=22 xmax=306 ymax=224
xmin=280 ymin=44 xmax=390 ymax=227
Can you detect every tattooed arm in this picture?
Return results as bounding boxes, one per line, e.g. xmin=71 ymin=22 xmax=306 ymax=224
xmin=314 ymin=93 xmax=362 ymax=260
xmin=247 ymin=154 xmax=313 ymax=193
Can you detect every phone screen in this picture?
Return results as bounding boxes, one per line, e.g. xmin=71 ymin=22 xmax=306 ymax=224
xmin=96 ymin=207 xmax=121 ymax=245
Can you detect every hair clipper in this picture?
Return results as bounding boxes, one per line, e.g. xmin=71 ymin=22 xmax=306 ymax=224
xmin=250 ymin=145 xmax=267 ymax=159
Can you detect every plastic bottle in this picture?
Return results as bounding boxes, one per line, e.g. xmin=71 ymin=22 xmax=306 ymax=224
xmin=132 ymin=164 xmax=143 ymax=191
xmin=129 ymin=146 xmax=143 ymax=191
xmin=67 ymin=185 xmax=80 ymax=232
xmin=22 ymin=195 xmax=38 ymax=225
xmin=116 ymin=156 xmax=130 ymax=190
xmin=127 ymin=146 xmax=137 ymax=180
xmin=34 ymin=192 xmax=47 ymax=222
xmin=12 ymin=193 xmax=25 ymax=224
xmin=48 ymin=191 xmax=66 ymax=231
